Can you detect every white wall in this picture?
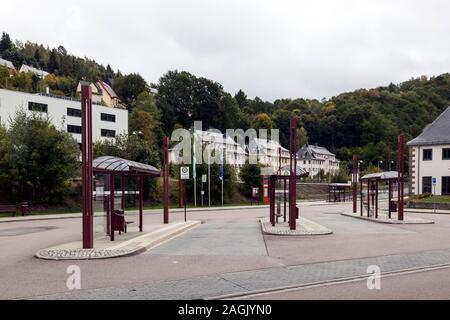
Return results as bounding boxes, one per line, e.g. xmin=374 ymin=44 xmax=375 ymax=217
xmin=0 ymin=89 xmax=128 ymax=143
xmin=411 ymin=145 xmax=450 ymax=196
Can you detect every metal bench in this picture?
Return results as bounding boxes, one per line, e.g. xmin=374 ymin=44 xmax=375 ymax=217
xmin=0 ymin=203 xmax=30 ymax=217
xmin=0 ymin=205 xmax=18 ymax=216
xmin=112 ymin=210 xmax=134 ymax=235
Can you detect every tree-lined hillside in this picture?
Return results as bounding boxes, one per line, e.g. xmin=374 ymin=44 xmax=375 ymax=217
xmin=2 ymin=31 xmax=450 ymax=169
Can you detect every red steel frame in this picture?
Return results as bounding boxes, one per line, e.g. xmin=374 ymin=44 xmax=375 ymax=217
xmin=352 ymin=155 xmax=358 ymax=213
xmin=163 ymin=137 xmax=170 ymax=224
xmin=358 ymin=134 xmax=405 ymax=221
xmin=81 ymin=83 xmax=94 ymax=249
xmin=397 ymin=134 xmax=405 ymax=221
xmin=289 ymin=118 xmax=298 ymax=230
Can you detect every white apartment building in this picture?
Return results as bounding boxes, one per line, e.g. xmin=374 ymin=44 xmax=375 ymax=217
xmin=247 ymin=138 xmax=290 ymax=174
xmin=170 ymin=130 xmax=303 ymax=177
xmin=297 ymin=144 xmax=340 ymax=176
xmin=0 ymin=88 xmax=128 ymax=145
xmin=408 ymin=106 xmax=450 ymax=196
xmin=169 ymin=130 xmax=247 ymax=172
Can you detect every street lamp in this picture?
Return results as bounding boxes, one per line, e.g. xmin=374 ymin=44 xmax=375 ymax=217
xmin=389 ymin=160 xmax=395 ymax=171
xmin=378 ymin=160 xmax=384 ymax=170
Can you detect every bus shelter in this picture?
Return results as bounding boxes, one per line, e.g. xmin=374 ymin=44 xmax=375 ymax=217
xmin=360 ymin=171 xmax=401 ymax=220
xmin=93 ymin=156 xmax=160 ymax=241
xmin=269 ymin=166 xmax=309 ymax=228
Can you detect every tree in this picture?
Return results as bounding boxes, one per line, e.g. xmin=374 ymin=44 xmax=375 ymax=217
xmin=113 ymin=73 xmax=147 ymax=106
xmin=156 ymin=70 xmax=196 ymax=133
xmin=0 ymin=32 xmax=12 ymax=53
xmin=235 ymin=89 xmax=248 ymax=108
xmin=0 ymin=111 xmax=80 ymax=204
xmin=47 ymin=49 xmax=59 ymax=74
xmin=239 ymin=162 xmax=262 ymax=198
xmin=129 ymin=92 xmax=163 ymax=147
xmin=297 ymin=127 xmax=309 ymax=148
xmin=252 ymin=113 xmax=273 ymax=131
xmin=191 ymin=77 xmax=225 ymax=131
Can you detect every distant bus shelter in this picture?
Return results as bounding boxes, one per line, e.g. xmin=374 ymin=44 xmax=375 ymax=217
xmin=328 ymin=183 xmax=352 ymax=203
xmin=360 ymin=171 xmax=400 ymax=220
xmin=93 ymin=156 xmax=160 ymax=241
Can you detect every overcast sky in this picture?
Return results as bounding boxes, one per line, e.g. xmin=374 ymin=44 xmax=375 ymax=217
xmin=2 ymin=0 xmax=450 ymax=101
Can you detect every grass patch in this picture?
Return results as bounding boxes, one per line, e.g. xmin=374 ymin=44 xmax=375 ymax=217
xmin=413 ymin=195 xmax=450 ymax=204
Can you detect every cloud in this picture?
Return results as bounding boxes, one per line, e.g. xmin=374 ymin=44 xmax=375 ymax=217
xmin=2 ymin=0 xmax=450 ymax=101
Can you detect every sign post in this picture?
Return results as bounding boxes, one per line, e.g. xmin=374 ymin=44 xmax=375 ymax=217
xmin=201 ymin=174 xmax=207 ymax=207
xmin=180 ymin=167 xmax=190 ymax=222
xmin=433 ymin=177 xmax=437 ymax=213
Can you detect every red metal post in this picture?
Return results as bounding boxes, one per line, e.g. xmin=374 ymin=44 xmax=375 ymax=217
xmin=398 ymin=134 xmax=405 ymax=221
xmin=110 ymin=173 xmax=115 ymax=241
xmin=367 ymin=180 xmax=370 ymax=217
xmin=284 ymin=179 xmax=287 ymax=222
xmin=375 ymin=180 xmax=379 ymax=219
xmin=139 ymin=176 xmax=144 ymax=232
xmin=269 ymin=176 xmax=276 ymax=226
xmin=352 ymin=155 xmax=358 ymax=213
xmin=360 ymin=180 xmax=363 ymax=217
xmin=388 ymin=180 xmax=393 ymax=219
xmin=121 ymin=175 xmax=125 ymax=211
xmin=289 ymin=118 xmax=298 ymax=230
xmin=81 ymin=83 xmax=94 ymax=249
xmin=163 ymin=137 xmax=170 ymax=224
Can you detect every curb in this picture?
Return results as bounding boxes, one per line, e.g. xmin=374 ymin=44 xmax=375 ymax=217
xmin=0 ymin=206 xmax=269 ymax=224
xmin=341 ymin=213 xmax=435 ymax=225
xmin=35 ymin=221 xmax=201 ymax=261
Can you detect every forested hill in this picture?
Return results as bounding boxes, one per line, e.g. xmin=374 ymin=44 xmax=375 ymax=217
xmin=1 ymin=32 xmax=450 ymax=166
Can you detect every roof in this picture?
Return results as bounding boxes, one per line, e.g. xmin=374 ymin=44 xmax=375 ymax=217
xmin=361 ymin=171 xmax=398 ymax=181
xmin=278 ymin=165 xmax=309 ymax=177
xmin=297 ymin=144 xmax=335 ymax=159
xmin=99 ymin=81 xmax=119 ymax=99
xmin=247 ymin=138 xmax=289 ymax=155
xmin=407 ymin=106 xmax=450 ymax=146
xmin=93 ymin=156 xmax=160 ymax=176
xmin=19 ymin=64 xmax=49 ymax=77
xmin=0 ymin=57 xmax=14 ymax=69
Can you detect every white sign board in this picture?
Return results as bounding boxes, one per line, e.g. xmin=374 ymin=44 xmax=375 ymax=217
xmin=202 ymin=174 xmax=207 ymax=183
xmin=180 ymin=167 xmax=190 ymax=180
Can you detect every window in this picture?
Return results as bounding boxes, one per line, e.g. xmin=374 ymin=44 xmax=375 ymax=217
xmin=67 ymin=108 xmax=81 ymax=118
xmin=443 ymin=177 xmax=450 ymax=195
xmin=101 ymin=113 xmax=116 ymax=123
xmin=423 ymin=149 xmax=433 ymax=161
xmin=67 ymin=125 xmax=82 ymax=134
xmin=443 ymin=149 xmax=450 ymax=160
xmin=28 ymin=102 xmax=48 ymax=113
xmin=422 ymin=177 xmax=432 ymax=194
xmin=101 ymin=129 xmax=116 ymax=138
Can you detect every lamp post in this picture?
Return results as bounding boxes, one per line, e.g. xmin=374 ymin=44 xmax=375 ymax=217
xmin=389 ymin=160 xmax=395 ymax=171
xmin=378 ymin=160 xmax=384 ymax=170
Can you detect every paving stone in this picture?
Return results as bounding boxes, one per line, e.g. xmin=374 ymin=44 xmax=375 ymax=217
xmin=260 ymin=217 xmax=333 ymax=236
xmin=34 ymin=247 xmax=450 ymax=300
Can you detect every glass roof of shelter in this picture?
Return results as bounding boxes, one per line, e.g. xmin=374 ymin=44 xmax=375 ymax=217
xmin=361 ymin=171 xmax=398 ymax=181
xmin=93 ymin=156 xmax=160 ymax=176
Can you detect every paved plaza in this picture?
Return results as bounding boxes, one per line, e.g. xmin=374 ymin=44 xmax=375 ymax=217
xmin=1 ymin=202 xmax=450 ymax=300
